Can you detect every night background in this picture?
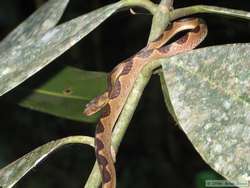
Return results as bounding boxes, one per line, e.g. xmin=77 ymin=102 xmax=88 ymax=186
xmin=0 ymin=0 xmax=250 ymax=188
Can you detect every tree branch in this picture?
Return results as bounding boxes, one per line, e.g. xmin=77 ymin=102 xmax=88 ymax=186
xmin=121 ymin=0 xmax=158 ymax=15
xmin=160 ymin=0 xmax=174 ymax=10
xmin=170 ymin=5 xmax=250 ymax=21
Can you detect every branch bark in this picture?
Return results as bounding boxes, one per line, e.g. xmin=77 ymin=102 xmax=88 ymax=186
xmin=171 ymin=5 xmax=250 ymax=21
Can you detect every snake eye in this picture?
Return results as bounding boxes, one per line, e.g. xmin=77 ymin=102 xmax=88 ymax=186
xmin=193 ymin=25 xmax=201 ymax=33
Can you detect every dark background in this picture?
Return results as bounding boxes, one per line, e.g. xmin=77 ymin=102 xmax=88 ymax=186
xmin=0 ymin=0 xmax=250 ymax=188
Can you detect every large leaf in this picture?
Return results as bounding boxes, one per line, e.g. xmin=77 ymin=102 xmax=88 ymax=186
xmin=0 ymin=0 xmax=69 ymax=51
xmin=3 ymin=66 xmax=107 ymax=123
xmin=0 ymin=136 xmax=94 ymax=188
xmin=0 ymin=1 xmax=122 ymax=96
xmin=160 ymin=43 xmax=250 ymax=187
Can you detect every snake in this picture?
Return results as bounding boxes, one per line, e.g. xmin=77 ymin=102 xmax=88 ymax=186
xmin=83 ymin=17 xmax=208 ymax=188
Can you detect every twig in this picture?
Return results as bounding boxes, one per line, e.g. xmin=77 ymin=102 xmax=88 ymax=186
xmin=170 ymin=5 xmax=250 ymax=21
xmin=121 ymin=0 xmax=158 ymax=15
xmin=148 ymin=0 xmax=171 ymax=41
xmin=160 ymin=0 xmax=174 ymax=10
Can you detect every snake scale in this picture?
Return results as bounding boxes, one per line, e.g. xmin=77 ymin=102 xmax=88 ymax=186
xmin=84 ymin=18 xmax=208 ymax=188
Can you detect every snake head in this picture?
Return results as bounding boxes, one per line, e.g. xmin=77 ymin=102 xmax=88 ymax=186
xmin=83 ymin=92 xmax=109 ymax=116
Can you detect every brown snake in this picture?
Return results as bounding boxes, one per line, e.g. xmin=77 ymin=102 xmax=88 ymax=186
xmin=83 ymin=18 xmax=207 ymax=188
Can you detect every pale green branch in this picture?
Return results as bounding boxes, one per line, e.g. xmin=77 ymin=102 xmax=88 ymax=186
xmin=170 ymin=5 xmax=250 ymax=21
xmin=120 ymin=0 xmax=158 ymax=14
xmin=160 ymin=0 xmax=174 ymax=9
xmin=148 ymin=3 xmax=170 ymax=41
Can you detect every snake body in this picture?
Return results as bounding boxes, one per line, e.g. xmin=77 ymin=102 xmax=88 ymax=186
xmin=84 ymin=18 xmax=208 ymax=188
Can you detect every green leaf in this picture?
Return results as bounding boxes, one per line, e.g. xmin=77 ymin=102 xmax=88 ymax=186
xmin=4 ymin=66 xmax=107 ymax=123
xmin=160 ymin=43 xmax=250 ymax=186
xmin=0 ymin=1 xmax=122 ymax=96
xmin=0 ymin=0 xmax=69 ymax=51
xmin=0 ymin=136 xmax=94 ymax=188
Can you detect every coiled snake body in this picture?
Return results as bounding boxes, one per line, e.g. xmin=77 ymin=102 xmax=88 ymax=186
xmin=84 ymin=18 xmax=208 ymax=188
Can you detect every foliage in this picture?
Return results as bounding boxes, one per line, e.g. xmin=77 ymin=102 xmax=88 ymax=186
xmin=0 ymin=0 xmax=250 ymax=187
